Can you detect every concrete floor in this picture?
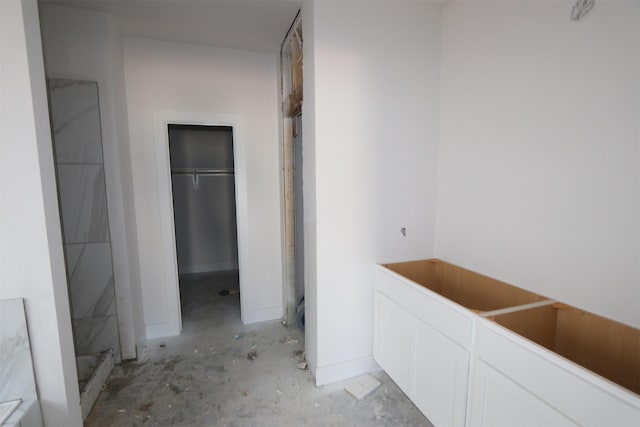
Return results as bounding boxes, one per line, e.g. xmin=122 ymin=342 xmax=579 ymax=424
xmin=85 ymin=271 xmax=432 ymax=426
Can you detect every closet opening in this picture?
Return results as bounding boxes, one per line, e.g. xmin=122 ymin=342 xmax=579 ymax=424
xmin=167 ymin=124 xmax=240 ymax=329
xmin=281 ymin=11 xmax=304 ymax=329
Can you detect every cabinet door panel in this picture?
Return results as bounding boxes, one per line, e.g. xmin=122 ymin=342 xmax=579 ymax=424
xmin=374 ymin=292 xmax=414 ymax=392
xmin=468 ymin=360 xmax=578 ymax=427
xmin=475 ymin=322 xmax=640 ymax=426
xmin=413 ymin=322 xmax=469 ymax=427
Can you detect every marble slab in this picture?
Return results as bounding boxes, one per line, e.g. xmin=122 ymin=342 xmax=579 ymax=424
xmin=65 ymin=243 xmax=116 ymax=319
xmin=3 ymin=399 xmax=42 ymax=427
xmin=73 ymin=315 xmax=120 ymax=358
xmin=0 ymin=299 xmax=37 ymax=402
xmin=48 ymin=78 xmax=103 ymax=164
xmin=76 ymin=354 xmax=101 ymax=392
xmin=56 ymin=164 xmax=109 ymax=244
xmin=0 ymin=399 xmax=21 ymax=425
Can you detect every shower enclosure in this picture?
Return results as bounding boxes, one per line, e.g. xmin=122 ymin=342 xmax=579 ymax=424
xmin=47 ymin=78 xmax=119 ymax=419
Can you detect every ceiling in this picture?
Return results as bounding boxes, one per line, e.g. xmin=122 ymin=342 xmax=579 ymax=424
xmin=40 ymin=0 xmax=303 ymax=53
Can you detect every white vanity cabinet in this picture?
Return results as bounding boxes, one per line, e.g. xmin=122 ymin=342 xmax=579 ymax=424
xmin=467 ymin=311 xmax=640 ymax=427
xmin=412 ymin=317 xmax=470 ymax=427
xmin=374 ymin=268 xmax=471 ymax=427
xmin=468 ymin=357 xmax=579 ymax=427
xmin=373 ymin=292 xmax=415 ymax=392
xmin=373 ymin=259 xmax=640 ymax=427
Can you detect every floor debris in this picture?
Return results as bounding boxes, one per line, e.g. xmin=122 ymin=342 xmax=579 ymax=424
xmin=85 ymin=271 xmax=431 ymax=427
xmin=344 ymin=374 xmax=381 ymax=400
xmin=247 ymin=350 xmax=257 ymax=360
xmin=296 ymin=361 xmax=308 ymax=370
xmin=374 ymin=402 xmax=387 ymax=419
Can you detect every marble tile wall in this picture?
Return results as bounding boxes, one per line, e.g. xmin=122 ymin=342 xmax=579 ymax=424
xmin=73 ymin=315 xmax=120 ymax=357
xmin=48 ymin=78 xmax=120 ymax=361
xmin=57 ymin=165 xmax=109 ymax=244
xmin=0 ymin=299 xmax=37 ymax=402
xmin=65 ymin=243 xmax=115 ymax=319
xmin=48 ymin=79 xmax=103 ymax=164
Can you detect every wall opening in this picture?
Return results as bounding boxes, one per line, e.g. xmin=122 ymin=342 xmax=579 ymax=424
xmin=281 ymin=12 xmax=304 ymax=329
xmin=167 ymin=124 xmax=241 ymax=326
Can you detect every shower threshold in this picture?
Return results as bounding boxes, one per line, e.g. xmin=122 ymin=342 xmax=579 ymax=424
xmin=77 ymin=349 xmax=114 ymax=421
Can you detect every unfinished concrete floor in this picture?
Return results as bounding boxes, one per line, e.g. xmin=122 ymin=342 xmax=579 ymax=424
xmin=85 ymin=271 xmax=432 ymax=426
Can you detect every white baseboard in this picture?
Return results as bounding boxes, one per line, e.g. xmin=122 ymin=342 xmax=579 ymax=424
xmin=241 ymin=305 xmax=283 ymax=324
xmin=315 ymin=356 xmax=382 ymax=386
xmin=145 ymin=305 xmax=282 ymax=338
xmin=145 ymin=322 xmax=180 ymax=340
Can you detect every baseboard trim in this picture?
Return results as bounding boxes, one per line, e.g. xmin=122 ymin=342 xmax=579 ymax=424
xmin=241 ymin=305 xmax=283 ymax=324
xmin=315 ymin=356 xmax=382 ymax=386
xmin=145 ymin=322 xmax=180 ymax=340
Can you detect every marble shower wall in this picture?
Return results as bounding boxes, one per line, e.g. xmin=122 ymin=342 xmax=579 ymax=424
xmin=48 ymin=78 xmax=120 ymax=359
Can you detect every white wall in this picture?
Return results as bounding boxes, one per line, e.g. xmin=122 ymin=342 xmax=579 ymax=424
xmin=307 ymin=1 xmax=442 ymax=384
xmin=436 ymin=0 xmax=640 ymax=328
xmin=123 ymin=37 xmax=283 ymax=335
xmin=38 ymin=4 xmax=142 ymax=359
xmin=0 ymin=0 xmax=81 ymax=425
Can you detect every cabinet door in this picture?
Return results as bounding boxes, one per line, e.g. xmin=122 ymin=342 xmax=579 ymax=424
xmin=413 ymin=321 xmax=469 ymax=427
xmin=374 ymin=292 xmax=414 ymax=392
xmin=467 ymin=360 xmax=579 ymax=427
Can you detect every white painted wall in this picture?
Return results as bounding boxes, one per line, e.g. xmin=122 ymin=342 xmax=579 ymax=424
xmin=435 ymin=1 xmax=640 ymax=328
xmin=0 ymin=0 xmax=81 ymax=425
xmin=38 ymin=4 xmax=142 ymax=359
xmin=123 ymin=38 xmax=283 ymax=335
xmin=307 ymin=1 xmax=442 ymax=384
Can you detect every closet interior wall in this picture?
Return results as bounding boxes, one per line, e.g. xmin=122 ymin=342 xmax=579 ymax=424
xmin=168 ymin=125 xmax=238 ymax=277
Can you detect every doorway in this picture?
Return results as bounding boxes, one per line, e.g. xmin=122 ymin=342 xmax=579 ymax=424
xmin=167 ymin=124 xmax=240 ymax=327
xmin=281 ymin=12 xmax=304 ymax=327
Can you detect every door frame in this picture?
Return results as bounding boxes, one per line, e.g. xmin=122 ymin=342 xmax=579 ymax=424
xmin=152 ymin=111 xmax=249 ymax=335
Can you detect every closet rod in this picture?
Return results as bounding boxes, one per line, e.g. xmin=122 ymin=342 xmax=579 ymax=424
xmin=171 ymin=168 xmax=234 ymax=176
